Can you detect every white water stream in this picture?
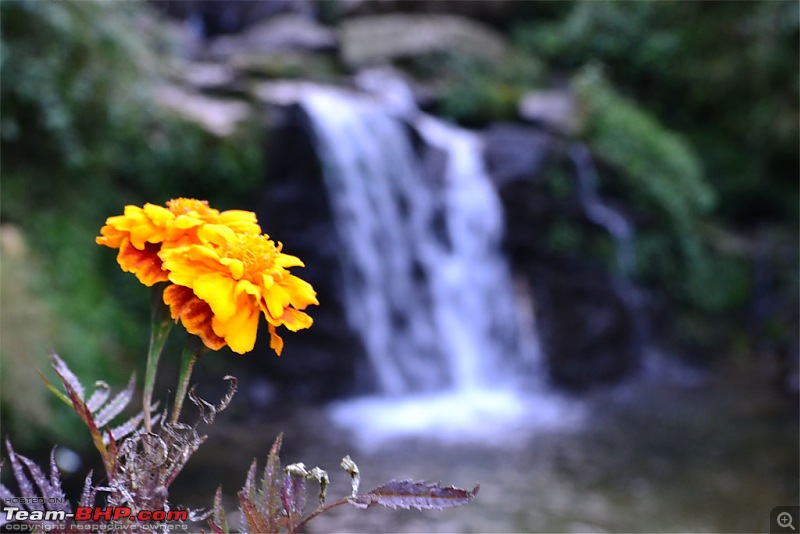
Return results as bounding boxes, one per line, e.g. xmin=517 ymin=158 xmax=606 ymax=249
xmin=258 ymin=78 xmax=582 ymax=447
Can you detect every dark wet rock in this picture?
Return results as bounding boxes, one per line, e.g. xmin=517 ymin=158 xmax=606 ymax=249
xmin=247 ymin=104 xmax=372 ymax=403
xmin=495 ymin=146 xmax=641 ymax=389
xmin=527 ymin=261 xmax=639 ymax=389
xmin=152 ymin=0 xmax=315 ymax=38
xmin=484 ymin=123 xmax=554 ymax=187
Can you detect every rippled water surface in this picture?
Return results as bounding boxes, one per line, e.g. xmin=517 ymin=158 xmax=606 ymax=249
xmin=174 ymin=366 xmax=797 ymax=533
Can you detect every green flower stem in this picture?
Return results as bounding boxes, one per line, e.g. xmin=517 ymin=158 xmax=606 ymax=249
xmin=170 ymin=337 xmax=206 ymax=424
xmin=144 ymin=283 xmax=173 ymax=432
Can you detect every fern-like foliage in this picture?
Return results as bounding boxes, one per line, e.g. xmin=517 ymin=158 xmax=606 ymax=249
xmin=108 ymin=376 xmax=237 ymax=521
xmin=6 ymin=356 xmax=478 ymax=534
xmin=0 ymin=441 xmax=96 ymax=531
xmin=208 ymin=435 xmax=479 ymax=534
xmin=39 ymin=353 xmax=158 ymax=478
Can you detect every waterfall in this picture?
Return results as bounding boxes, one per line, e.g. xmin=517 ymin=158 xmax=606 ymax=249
xmin=298 ymin=86 xmax=538 ymax=395
xmin=258 ymin=79 xmax=580 ymax=446
xmin=569 ymin=143 xmax=636 ymax=276
xmin=569 ymin=142 xmax=648 ymax=356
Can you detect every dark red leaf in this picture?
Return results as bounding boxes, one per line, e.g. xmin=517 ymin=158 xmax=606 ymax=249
xmin=349 ymin=480 xmax=480 ymax=511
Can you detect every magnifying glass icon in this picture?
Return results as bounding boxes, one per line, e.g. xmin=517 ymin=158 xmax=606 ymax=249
xmin=778 ymin=511 xmax=795 ymax=530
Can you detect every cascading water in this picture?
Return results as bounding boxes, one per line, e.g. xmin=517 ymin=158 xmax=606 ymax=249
xmin=259 ymin=78 xmax=581 ymax=447
xmin=569 ymin=143 xmax=648 ymax=356
xmin=569 ymin=143 xmax=636 ymax=276
xmin=298 ymin=85 xmax=538 ymax=394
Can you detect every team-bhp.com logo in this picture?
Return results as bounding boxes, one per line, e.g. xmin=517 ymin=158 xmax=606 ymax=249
xmin=3 ymin=502 xmax=188 ymax=531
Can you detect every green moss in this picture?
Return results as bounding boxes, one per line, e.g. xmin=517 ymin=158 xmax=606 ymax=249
xmin=404 ymin=50 xmax=545 ymax=124
xmin=572 ymin=64 xmax=714 ymax=230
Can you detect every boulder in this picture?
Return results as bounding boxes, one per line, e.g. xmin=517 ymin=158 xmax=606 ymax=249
xmin=484 ymin=123 xmax=554 ymax=187
xmin=518 ymin=89 xmax=580 ymax=135
xmin=176 ymin=62 xmax=237 ymax=92
xmin=153 ymin=85 xmax=251 ymax=137
xmin=530 ymin=260 xmax=640 ymax=390
xmin=339 ymin=14 xmax=509 ymax=68
xmin=208 ymin=13 xmax=337 ymax=60
xmin=495 ymin=142 xmax=643 ymax=389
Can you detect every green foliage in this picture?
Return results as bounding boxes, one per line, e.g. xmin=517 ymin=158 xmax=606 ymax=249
xmin=514 ymin=0 xmax=798 ymax=223
xmin=0 ymin=0 xmax=263 ymax=449
xmin=526 ymin=1 xmax=797 ymax=354
xmin=572 ymin=64 xmax=714 ymax=230
xmin=404 ymin=50 xmax=545 ymax=124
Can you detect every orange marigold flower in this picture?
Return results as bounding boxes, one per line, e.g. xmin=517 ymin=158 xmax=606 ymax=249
xmin=159 ymin=224 xmax=318 ymax=355
xmin=96 ymin=198 xmax=260 ymax=286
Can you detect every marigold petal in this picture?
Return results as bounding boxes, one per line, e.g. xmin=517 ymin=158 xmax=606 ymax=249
xmin=193 ymin=274 xmax=238 ymax=321
xmin=212 ymin=297 xmax=260 ymax=354
xmin=163 ymin=284 xmax=226 ymax=351
xmin=280 ymin=307 xmax=313 ymax=332
xmin=218 ymin=210 xmax=261 ymax=235
xmin=268 ymin=324 xmax=284 ymax=356
xmin=263 ymin=282 xmax=292 ymax=320
xmin=275 ymin=253 xmax=305 ymax=268
xmin=161 ymin=245 xmax=222 ymax=287
xmin=117 ymin=239 xmax=168 ymax=286
xmin=221 ymin=257 xmax=244 ymax=280
xmin=173 ymin=214 xmax=205 ymax=231
xmin=284 ymin=274 xmax=319 ymax=308
xmin=197 ymin=224 xmax=238 ymax=248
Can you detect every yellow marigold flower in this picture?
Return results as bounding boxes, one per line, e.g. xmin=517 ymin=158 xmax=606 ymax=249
xmin=159 ymin=224 xmax=318 ymax=355
xmin=96 ymin=198 xmax=260 ymax=286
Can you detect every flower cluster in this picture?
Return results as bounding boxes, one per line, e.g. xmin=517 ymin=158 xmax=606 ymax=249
xmin=97 ymin=198 xmax=317 ymax=355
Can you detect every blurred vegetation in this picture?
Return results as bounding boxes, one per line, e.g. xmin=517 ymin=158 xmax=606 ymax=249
xmin=402 ymin=49 xmax=545 ymax=124
xmin=572 ymin=64 xmax=715 ymax=230
xmin=513 ymin=1 xmax=798 ymax=356
xmin=514 ymin=0 xmax=798 ymax=224
xmin=0 ymin=0 xmax=263 ymax=450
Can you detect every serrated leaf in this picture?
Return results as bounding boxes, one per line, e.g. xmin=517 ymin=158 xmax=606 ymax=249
xmin=17 ymin=454 xmax=55 ymax=505
xmin=239 ymin=492 xmax=269 ymax=534
xmin=0 ymin=483 xmax=12 ymax=527
xmin=86 ymin=381 xmax=111 ymax=413
xmin=104 ymin=411 xmax=145 ymax=444
xmin=51 ymin=353 xmax=85 ymax=401
xmin=51 ymin=363 xmax=112 ymax=475
xmin=79 ymin=470 xmax=95 ymax=508
xmin=210 ymin=485 xmax=228 ymax=534
xmin=5 ymin=440 xmax=42 ymax=511
xmin=262 ymin=433 xmax=283 ymax=531
xmin=281 ymin=470 xmax=306 ymax=519
xmin=47 ymin=451 xmax=70 ymax=513
xmin=348 ymin=480 xmax=480 ymax=511
xmin=243 ymin=458 xmax=257 ymax=500
xmin=94 ymin=374 xmax=136 ymax=427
